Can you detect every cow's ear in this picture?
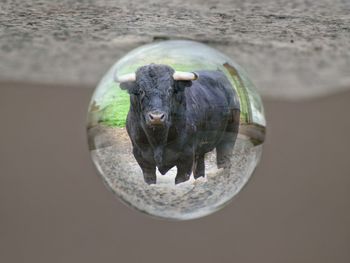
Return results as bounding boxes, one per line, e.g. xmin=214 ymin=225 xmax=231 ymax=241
xmin=174 ymin=80 xmax=193 ymax=92
xmin=119 ymin=82 xmax=137 ymax=94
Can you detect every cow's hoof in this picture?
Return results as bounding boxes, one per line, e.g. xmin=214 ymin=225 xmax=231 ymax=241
xmin=175 ymin=175 xmax=190 ymax=185
xmin=194 ymin=171 xmax=205 ymax=179
xmin=144 ymin=175 xmax=156 ymax=185
xmin=217 ymin=161 xmax=231 ymax=170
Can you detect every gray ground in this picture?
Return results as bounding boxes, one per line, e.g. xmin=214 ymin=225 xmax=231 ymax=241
xmin=1 ymin=0 xmax=350 ymax=99
xmin=89 ymin=126 xmax=262 ymax=220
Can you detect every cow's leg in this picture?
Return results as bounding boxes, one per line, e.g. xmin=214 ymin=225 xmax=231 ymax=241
xmin=142 ymin=166 xmax=157 ymax=185
xmin=175 ymin=161 xmax=192 ymax=184
xmin=193 ymin=154 xmax=205 ymax=179
xmin=175 ymin=152 xmax=193 ymax=185
xmin=216 ymin=139 xmax=233 ymax=168
xmin=132 ymin=147 xmax=157 ymax=185
xmin=216 ymin=109 xmax=240 ymax=168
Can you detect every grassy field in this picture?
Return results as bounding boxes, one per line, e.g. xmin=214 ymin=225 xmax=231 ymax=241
xmin=98 ymin=86 xmax=130 ymax=127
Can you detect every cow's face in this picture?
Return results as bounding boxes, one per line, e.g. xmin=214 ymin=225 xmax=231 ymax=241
xmin=119 ymin=64 xmax=193 ymax=129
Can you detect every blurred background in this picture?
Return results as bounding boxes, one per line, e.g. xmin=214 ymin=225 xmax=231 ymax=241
xmin=1 ymin=0 xmax=349 ymax=262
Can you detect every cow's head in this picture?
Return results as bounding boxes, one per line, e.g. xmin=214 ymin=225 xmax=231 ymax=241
xmin=115 ymin=64 xmax=197 ymax=129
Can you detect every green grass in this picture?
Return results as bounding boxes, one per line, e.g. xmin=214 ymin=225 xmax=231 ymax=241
xmin=97 ymin=85 xmax=130 ymax=127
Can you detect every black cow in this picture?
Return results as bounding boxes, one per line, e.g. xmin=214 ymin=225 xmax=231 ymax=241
xmin=115 ymin=64 xmax=240 ymax=185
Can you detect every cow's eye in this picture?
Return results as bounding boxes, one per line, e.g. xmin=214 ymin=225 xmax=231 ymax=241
xmin=139 ymin=90 xmax=145 ymax=97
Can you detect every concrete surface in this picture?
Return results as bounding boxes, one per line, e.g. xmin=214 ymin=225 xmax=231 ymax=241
xmin=0 ymin=82 xmax=349 ymax=263
xmin=1 ymin=0 xmax=350 ymax=99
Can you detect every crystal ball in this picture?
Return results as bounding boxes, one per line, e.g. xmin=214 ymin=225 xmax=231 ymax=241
xmin=87 ymin=40 xmax=266 ymax=220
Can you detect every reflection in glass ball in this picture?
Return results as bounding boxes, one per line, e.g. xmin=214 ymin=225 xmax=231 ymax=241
xmin=87 ymin=40 xmax=266 ymax=220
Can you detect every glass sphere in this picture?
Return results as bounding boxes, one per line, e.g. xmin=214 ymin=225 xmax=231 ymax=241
xmin=87 ymin=40 xmax=266 ymax=220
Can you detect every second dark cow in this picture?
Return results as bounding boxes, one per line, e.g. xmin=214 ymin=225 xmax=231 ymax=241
xmin=115 ymin=64 xmax=240 ymax=185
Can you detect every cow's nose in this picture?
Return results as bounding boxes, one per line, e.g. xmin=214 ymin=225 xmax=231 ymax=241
xmin=148 ymin=111 xmax=166 ymax=125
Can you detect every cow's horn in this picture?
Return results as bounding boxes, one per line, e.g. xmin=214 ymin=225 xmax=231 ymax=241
xmin=173 ymin=71 xmax=198 ymax=81
xmin=114 ymin=72 xmax=136 ymax=83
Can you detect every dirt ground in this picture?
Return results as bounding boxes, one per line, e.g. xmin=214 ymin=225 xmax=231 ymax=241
xmin=1 ymin=0 xmax=350 ymax=99
xmin=88 ymin=125 xmax=262 ymax=220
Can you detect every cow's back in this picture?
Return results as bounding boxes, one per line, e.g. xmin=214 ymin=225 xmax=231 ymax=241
xmin=183 ymin=70 xmax=240 ymax=153
xmin=185 ymin=70 xmax=239 ymax=126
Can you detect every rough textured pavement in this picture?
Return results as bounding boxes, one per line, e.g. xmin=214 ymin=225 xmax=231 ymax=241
xmin=1 ymin=0 xmax=350 ymax=99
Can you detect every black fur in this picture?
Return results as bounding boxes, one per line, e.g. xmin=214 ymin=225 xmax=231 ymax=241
xmin=120 ymin=64 xmax=240 ymax=184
